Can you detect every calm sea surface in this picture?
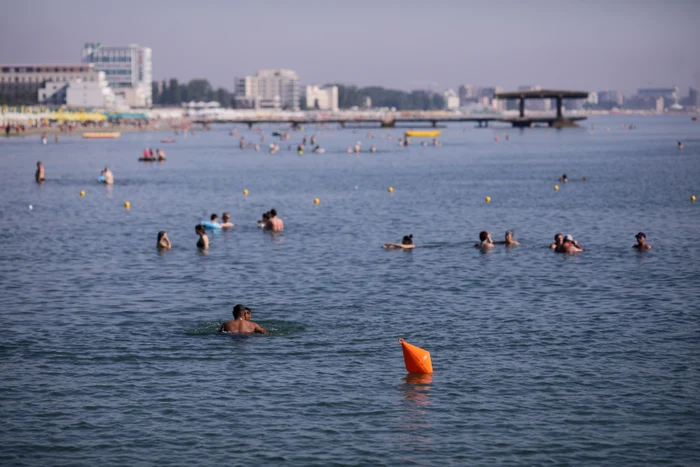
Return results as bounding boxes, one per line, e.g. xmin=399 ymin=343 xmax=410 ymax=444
xmin=1 ymin=115 xmax=699 ymax=466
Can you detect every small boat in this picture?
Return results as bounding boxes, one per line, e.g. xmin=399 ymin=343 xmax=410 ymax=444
xmin=404 ymin=130 xmax=441 ymax=138
xmin=83 ymin=132 xmax=121 ymax=139
xmin=692 ymin=116 xmax=698 ymax=121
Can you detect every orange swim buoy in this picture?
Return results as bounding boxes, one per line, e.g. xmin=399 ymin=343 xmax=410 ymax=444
xmin=398 ymin=338 xmax=433 ymax=374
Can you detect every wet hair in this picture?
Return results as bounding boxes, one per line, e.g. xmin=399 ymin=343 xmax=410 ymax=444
xmin=562 ymin=174 xmax=567 ymax=178
xmin=233 ymin=304 xmax=247 ymax=319
xmin=37 ymin=161 xmax=42 ymax=165
xmin=270 ymin=209 xmax=277 ymax=217
xmin=195 ymin=224 xmax=205 ymax=234
xmin=505 ymin=230 xmax=514 ymax=237
xmin=554 ymin=233 xmax=563 ymax=241
xmin=222 ymin=212 xmax=230 ymax=220
xmin=402 ymin=234 xmax=413 ymax=245
xmin=479 ymin=231 xmax=489 ymax=242
xmin=157 ymin=231 xmax=166 ymax=242
xmin=210 ymin=214 xmax=218 ymax=221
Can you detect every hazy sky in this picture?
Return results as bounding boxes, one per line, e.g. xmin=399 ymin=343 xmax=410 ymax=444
xmin=1 ymin=0 xmax=699 ymax=94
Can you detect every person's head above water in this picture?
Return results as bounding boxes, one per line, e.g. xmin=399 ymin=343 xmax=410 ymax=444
xmin=210 ymin=214 xmax=218 ymax=222
xmin=554 ymin=233 xmax=563 ymax=242
xmin=563 ymin=234 xmax=574 ymax=243
xmin=270 ymin=209 xmax=277 ymax=218
xmin=635 ymin=232 xmax=646 ymax=241
xmin=479 ymin=231 xmax=490 ymax=242
xmin=262 ymin=212 xmax=270 ymax=221
xmin=222 ymin=212 xmax=230 ymax=221
xmin=195 ymin=224 xmax=205 ymax=235
xmin=157 ymin=231 xmax=167 ymax=242
xmin=402 ymin=234 xmax=413 ymax=245
xmin=37 ymin=161 xmax=42 ymax=167
xmin=505 ymin=230 xmax=514 ymax=238
xmin=233 ymin=304 xmax=250 ymax=319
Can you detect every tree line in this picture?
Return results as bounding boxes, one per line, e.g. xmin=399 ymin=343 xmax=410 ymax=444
xmin=152 ymin=79 xmax=445 ymax=110
xmin=151 ymin=79 xmax=233 ymax=107
xmin=331 ymin=84 xmax=445 ymax=110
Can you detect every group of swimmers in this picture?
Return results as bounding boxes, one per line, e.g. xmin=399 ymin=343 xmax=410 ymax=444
xmin=140 ymin=148 xmax=166 ymax=161
xmin=156 ymin=209 xmax=285 ymax=250
xmin=382 ymin=230 xmax=651 ymax=253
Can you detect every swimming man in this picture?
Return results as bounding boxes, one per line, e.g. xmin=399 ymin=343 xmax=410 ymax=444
xmin=219 ymin=304 xmax=267 ymax=334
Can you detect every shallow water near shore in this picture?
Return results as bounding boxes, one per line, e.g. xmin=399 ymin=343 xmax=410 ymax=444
xmin=1 ymin=115 xmax=699 ymax=465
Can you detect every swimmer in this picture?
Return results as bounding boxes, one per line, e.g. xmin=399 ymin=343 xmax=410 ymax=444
xmin=370 ymin=145 xmax=377 ymax=153
xmin=157 ymin=148 xmax=166 ymax=161
xmin=254 ymin=144 xmax=260 ymax=152
xmin=678 ymin=141 xmax=684 ymax=149
xmin=35 ymin=161 xmax=45 ymax=183
xmin=555 ymin=234 xmax=582 ymax=254
xmin=313 ymin=145 xmax=325 ymax=153
xmin=383 ymin=234 xmax=415 ymax=249
xmin=633 ymin=232 xmax=651 ymax=250
xmin=220 ymin=212 xmax=235 ymax=229
xmin=310 ymin=135 xmax=317 ymax=145
xmin=54 ymin=134 xmax=59 ymax=144
xmin=258 ymin=211 xmax=270 ymax=228
xmin=195 ymin=224 xmax=209 ymax=249
xmin=101 ymin=167 xmax=114 ymax=184
xmin=550 ymin=233 xmax=563 ymax=250
xmin=354 ymin=142 xmax=361 ymax=153
xmin=475 ymin=231 xmax=494 ymax=249
xmin=265 ymin=208 xmax=284 ymax=232
xmin=433 ymin=138 xmax=440 ymax=146
xmin=239 ymin=137 xmax=245 ymax=149
xmin=208 ymin=214 xmax=220 ymax=227
xmin=219 ymin=304 xmax=266 ymax=334
xmin=493 ymin=230 xmax=520 ymax=246
xmin=346 ymin=146 xmax=353 ymax=153
xmin=41 ymin=132 xmax=47 ymax=145
xmin=157 ymin=231 xmax=171 ymax=250
xmin=559 ymin=174 xmax=568 ymax=183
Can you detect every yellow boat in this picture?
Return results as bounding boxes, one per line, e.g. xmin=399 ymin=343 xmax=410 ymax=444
xmin=82 ymin=132 xmax=121 ymax=139
xmin=404 ymin=130 xmax=441 ymax=138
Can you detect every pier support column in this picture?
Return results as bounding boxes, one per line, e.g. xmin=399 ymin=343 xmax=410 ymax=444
xmin=519 ymin=98 xmax=525 ymax=118
xmin=556 ymin=96 xmax=563 ymax=119
xmin=431 ymin=120 xmax=438 ymax=128
xmin=380 ymin=120 xmax=395 ymax=128
xmin=247 ymin=122 xmax=253 ymax=130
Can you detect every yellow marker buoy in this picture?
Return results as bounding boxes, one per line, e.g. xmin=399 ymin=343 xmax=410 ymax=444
xmin=314 ymin=198 xmax=320 ymax=204
xmin=243 ymin=189 xmax=249 ymax=196
xmin=485 ymin=196 xmax=491 ymax=203
xmin=398 ymin=338 xmax=433 ymax=374
xmin=80 ymin=190 xmax=85 ymax=197
xmin=554 ymin=185 xmax=559 ymax=191
xmin=388 ymin=186 xmax=394 ymax=193
xmin=124 ymin=201 xmax=130 ymax=209
xmin=692 ymin=195 xmax=697 ymax=202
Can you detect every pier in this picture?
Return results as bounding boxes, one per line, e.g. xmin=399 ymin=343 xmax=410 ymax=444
xmin=190 ymin=89 xmax=589 ymax=129
xmin=493 ymin=89 xmax=589 ymax=128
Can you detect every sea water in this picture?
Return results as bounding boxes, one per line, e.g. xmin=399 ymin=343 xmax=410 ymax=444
xmin=0 ymin=115 xmax=699 ymax=465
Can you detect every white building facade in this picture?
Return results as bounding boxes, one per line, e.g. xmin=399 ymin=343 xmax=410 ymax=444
xmin=443 ymin=89 xmax=460 ymax=110
xmin=82 ymin=43 xmax=152 ymax=107
xmin=235 ymin=69 xmax=300 ymax=110
xmin=305 ymin=85 xmax=338 ymax=111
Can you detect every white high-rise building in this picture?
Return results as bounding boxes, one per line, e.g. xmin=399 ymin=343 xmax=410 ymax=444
xmin=305 ymin=85 xmax=338 ymax=111
xmin=82 ymin=43 xmax=152 ymax=107
xmin=443 ymin=89 xmax=460 ymax=110
xmin=234 ymin=69 xmax=300 ymax=110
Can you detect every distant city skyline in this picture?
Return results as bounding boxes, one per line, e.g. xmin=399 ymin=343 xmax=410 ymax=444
xmin=1 ymin=0 xmax=699 ymax=95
